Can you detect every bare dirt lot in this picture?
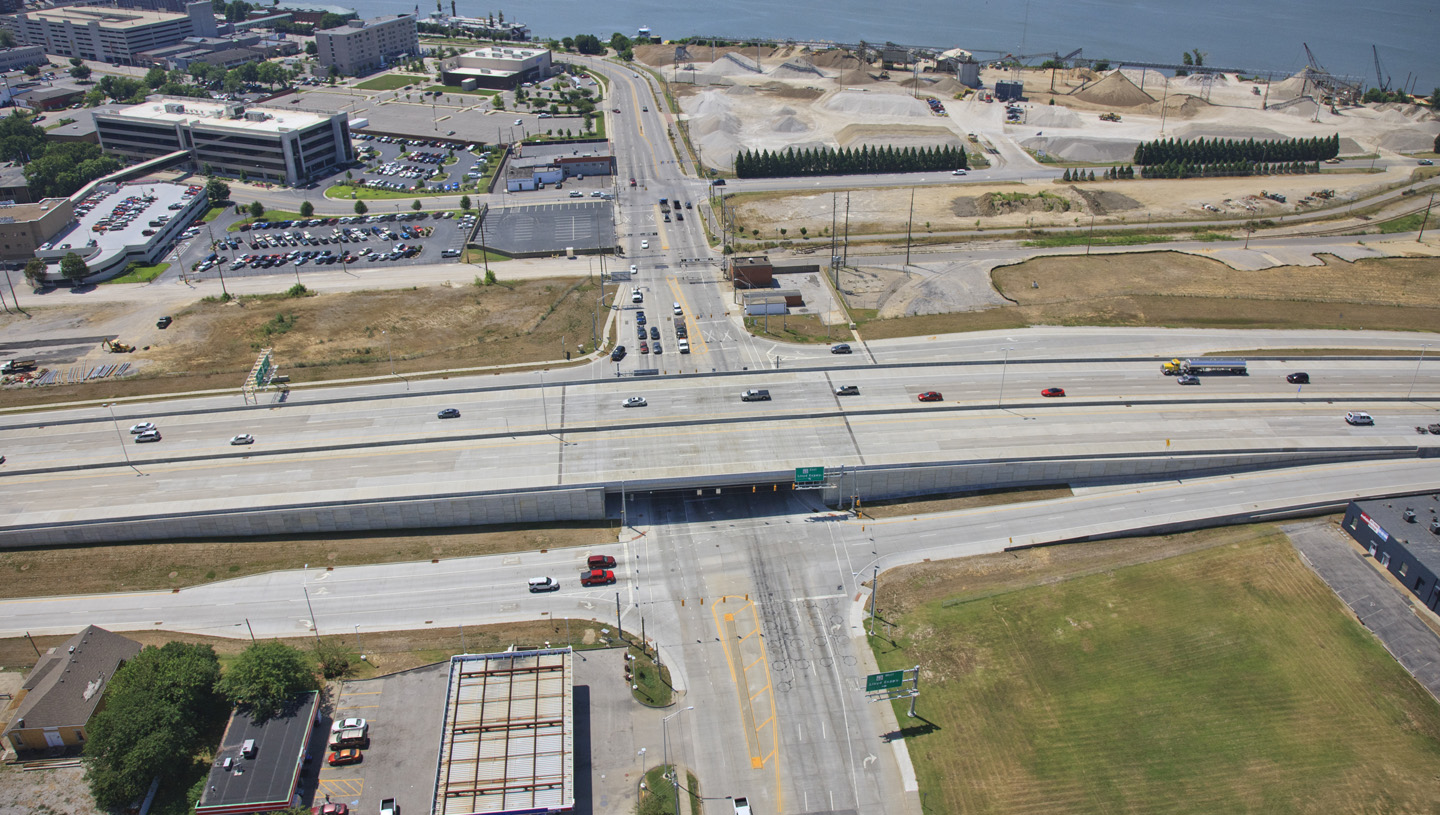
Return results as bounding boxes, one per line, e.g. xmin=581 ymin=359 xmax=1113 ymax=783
xmin=0 ymin=279 xmax=609 ymax=408
xmin=848 ymin=253 xmax=1440 ymax=338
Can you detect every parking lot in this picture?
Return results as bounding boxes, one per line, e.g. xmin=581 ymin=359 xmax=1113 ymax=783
xmin=189 ymin=209 xmax=477 ymax=281
xmin=347 ymin=135 xmax=498 ymax=194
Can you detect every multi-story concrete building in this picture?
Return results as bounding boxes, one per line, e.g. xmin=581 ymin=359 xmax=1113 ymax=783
xmin=0 ymin=46 xmax=46 ymax=72
xmin=440 ymin=45 xmax=551 ymax=90
xmin=314 ymin=14 xmax=417 ymax=76
xmin=95 ymin=97 xmax=353 ymax=186
xmin=0 ymin=198 xmax=74 ymax=262
xmin=5 ymin=2 xmax=218 ymax=65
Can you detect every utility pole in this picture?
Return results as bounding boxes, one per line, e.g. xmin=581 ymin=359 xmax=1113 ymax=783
xmin=843 ymin=192 xmax=850 ymax=266
xmin=1418 ymin=193 xmax=1435 ymax=243
xmin=867 ymin=565 xmax=878 ymax=635
xmin=904 ymin=187 xmax=915 ymax=266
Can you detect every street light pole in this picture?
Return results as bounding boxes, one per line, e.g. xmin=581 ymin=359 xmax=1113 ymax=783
xmin=103 ymin=402 xmax=142 ymax=476
xmin=662 ymin=706 xmax=695 ymax=815
xmin=1406 ymin=343 xmax=1430 ymax=400
xmin=998 ymin=346 xmax=1012 ymax=407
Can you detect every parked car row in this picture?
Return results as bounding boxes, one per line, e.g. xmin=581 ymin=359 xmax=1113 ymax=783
xmin=327 ymin=717 xmax=369 ymax=766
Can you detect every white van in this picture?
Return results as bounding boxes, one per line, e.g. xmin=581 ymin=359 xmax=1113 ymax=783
xmin=672 ymin=302 xmax=682 ymax=316
xmin=678 ymin=339 xmax=690 ymax=354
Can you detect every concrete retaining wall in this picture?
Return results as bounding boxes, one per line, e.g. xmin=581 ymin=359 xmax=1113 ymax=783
xmin=1 ymin=487 xmax=606 ymax=548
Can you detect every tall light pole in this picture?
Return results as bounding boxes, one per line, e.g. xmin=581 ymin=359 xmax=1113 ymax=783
xmin=997 ymin=346 xmax=1013 ymax=407
xmin=539 ymin=369 xmax=549 ymax=434
xmin=662 ymin=706 xmax=695 ymax=815
xmin=103 ymin=402 xmax=141 ymax=476
xmin=1406 ymin=343 xmax=1430 ymax=400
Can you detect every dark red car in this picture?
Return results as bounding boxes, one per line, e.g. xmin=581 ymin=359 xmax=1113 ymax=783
xmin=1041 ymin=388 xmax=1065 ymax=397
xmin=580 ymin=569 xmax=616 ymax=587
xmin=588 ymin=555 xmax=617 ymax=569
xmin=917 ymin=391 xmax=943 ymax=402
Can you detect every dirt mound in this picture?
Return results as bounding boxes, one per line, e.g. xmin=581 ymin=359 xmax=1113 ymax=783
xmin=1374 ymin=102 xmax=1440 ymax=123
xmin=1377 ymin=127 xmax=1440 ymax=152
xmin=1072 ymin=71 xmax=1155 ymax=107
xmin=838 ymin=69 xmax=879 ymax=85
xmin=1022 ymin=135 xmax=1138 ymax=163
xmin=1267 ymin=71 xmax=1313 ymax=101
xmin=974 ymin=191 xmax=1076 ymax=217
xmin=836 ymin=123 xmax=962 ymax=149
xmin=821 ymin=91 xmax=931 ymax=118
xmin=1147 ymin=94 xmax=1212 ymax=119
xmin=1172 ymin=122 xmax=1287 ymax=141
xmin=771 ymin=115 xmax=810 ymax=133
xmin=810 ymin=49 xmax=866 ymax=70
xmin=1071 ymin=187 xmax=1143 ymax=215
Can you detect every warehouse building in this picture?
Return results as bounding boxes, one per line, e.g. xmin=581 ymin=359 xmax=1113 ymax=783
xmin=95 ymin=97 xmax=353 ymax=186
xmin=5 ymin=2 xmax=218 ymax=64
xmin=433 ymin=649 xmax=574 ymax=815
xmin=1342 ymin=497 xmax=1440 ymax=612
xmin=0 ymin=197 xmax=74 ymax=261
xmin=440 ymin=45 xmax=551 ymax=90
xmin=314 ymin=14 xmax=418 ymax=76
xmin=0 ymin=45 xmax=46 ymax=72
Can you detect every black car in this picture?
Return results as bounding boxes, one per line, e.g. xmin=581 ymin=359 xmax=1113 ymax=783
xmin=649 ymin=326 xmax=659 ymax=340
xmin=156 ymin=316 xmax=172 ymax=329
xmin=1286 ymin=372 xmax=1310 ymax=384
xmin=437 ymin=408 xmax=461 ymax=419
xmin=611 ymin=345 xmax=627 ymax=361
xmin=830 ymin=343 xmax=851 ymax=354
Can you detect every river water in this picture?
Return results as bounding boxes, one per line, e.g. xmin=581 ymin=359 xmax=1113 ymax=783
xmin=352 ymin=0 xmax=1435 ymax=92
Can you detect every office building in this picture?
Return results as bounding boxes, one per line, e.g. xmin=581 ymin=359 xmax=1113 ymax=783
xmin=6 ymin=2 xmax=218 ymax=65
xmin=1342 ymin=498 xmax=1440 ymax=612
xmin=314 ymin=14 xmax=417 ymax=76
xmin=0 ymin=198 xmax=74 ymax=262
xmin=440 ymin=45 xmax=551 ymax=90
xmin=95 ymin=97 xmax=353 ymax=185
xmin=0 ymin=45 xmax=46 ymax=72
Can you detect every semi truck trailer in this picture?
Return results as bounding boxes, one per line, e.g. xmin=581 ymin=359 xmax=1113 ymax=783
xmin=1160 ymin=358 xmax=1248 ymax=376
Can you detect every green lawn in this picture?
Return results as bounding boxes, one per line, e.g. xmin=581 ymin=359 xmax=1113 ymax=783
xmin=874 ymin=530 xmax=1440 ymax=814
xmin=200 ymin=205 xmax=225 ymax=222
xmin=103 ymin=262 xmax=169 ymax=284
xmin=354 ymin=74 xmax=431 ymax=91
xmin=424 ymin=84 xmax=499 ymax=97
xmin=226 ymin=211 xmax=309 ymax=231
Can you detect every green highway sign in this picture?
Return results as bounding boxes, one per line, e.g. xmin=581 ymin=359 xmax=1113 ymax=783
xmin=254 ymin=353 xmax=272 ymax=386
xmin=795 ymin=466 xmax=825 ymax=484
xmin=865 ymin=670 xmax=904 ymax=693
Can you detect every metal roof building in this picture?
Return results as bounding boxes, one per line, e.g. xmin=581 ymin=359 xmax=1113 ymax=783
xmin=432 ymin=649 xmax=574 ymax=815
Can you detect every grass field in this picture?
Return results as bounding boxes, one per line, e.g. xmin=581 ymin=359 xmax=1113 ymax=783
xmin=0 ymin=280 xmax=615 ymax=408
xmin=424 ymin=84 xmax=498 ymax=97
xmin=354 ymin=74 xmax=431 ymax=91
xmin=871 ymin=525 xmax=1440 ymax=814
xmin=102 ymin=262 xmax=169 ymax=284
xmin=852 ymin=253 xmax=1440 ymax=340
xmin=742 ymin=313 xmax=845 ymax=344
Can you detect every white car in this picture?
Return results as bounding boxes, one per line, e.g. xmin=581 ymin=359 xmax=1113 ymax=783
xmin=1345 ymin=411 xmax=1374 ymax=426
xmin=230 ymin=434 xmax=254 ymax=445
xmin=641 ymin=240 xmax=649 ymax=249
xmin=129 ymin=422 xmax=156 ymax=434
xmin=951 ymin=169 xmax=968 ymax=176
xmin=623 ymin=396 xmax=647 ymax=408
xmin=331 ymin=717 xmax=367 ymax=734
xmin=513 ymin=118 xmax=522 ymax=125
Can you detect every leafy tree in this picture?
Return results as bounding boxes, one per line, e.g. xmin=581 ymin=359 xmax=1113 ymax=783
xmin=317 ymin=12 xmax=349 ymax=29
xmin=0 ymin=28 xmax=14 ymax=48
xmin=305 ymin=40 xmax=318 ymax=56
xmin=257 ymin=60 xmax=285 ymax=88
xmin=237 ymin=60 xmax=260 ymax=85
xmin=23 ymin=64 xmax=40 ymax=77
xmin=69 ymin=64 xmax=92 ymax=81
xmin=23 ymin=257 xmax=46 ymax=287
xmin=459 ymin=194 xmax=472 ymax=211
xmin=69 ymin=56 xmax=83 ymax=67
xmin=216 ymin=641 xmax=317 ymax=721
xmin=610 ymin=33 xmax=632 ymax=52
xmin=561 ymin=36 xmax=575 ymax=51
xmin=411 ymin=199 xmax=423 ymax=212
xmin=144 ymin=66 xmax=168 ymax=88
xmin=354 ymin=200 xmax=368 ymax=215
xmin=484 ymin=269 xmax=496 ymax=285
xmin=204 ymin=177 xmax=230 ymax=205
xmin=248 ymin=200 xmax=265 ymax=218
xmin=299 ymin=200 xmax=314 ymax=217
xmin=0 ymin=111 xmax=45 ymax=162
xmin=1181 ymin=52 xmax=1193 ymax=66
xmin=83 ymin=642 xmax=222 ymax=810
xmin=24 ymin=143 xmax=119 ymax=198
xmin=60 ymin=252 xmax=89 ymax=282
xmin=1431 ymin=88 xmax=1440 ymax=109
xmin=314 ymin=637 xmax=353 ymax=679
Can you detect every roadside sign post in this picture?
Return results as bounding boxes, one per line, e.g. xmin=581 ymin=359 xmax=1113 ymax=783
xmin=864 ymin=665 xmax=921 ymax=718
xmin=793 ymin=466 xmax=824 ymax=490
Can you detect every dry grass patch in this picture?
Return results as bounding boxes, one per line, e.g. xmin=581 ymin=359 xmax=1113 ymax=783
xmin=872 ymin=523 xmax=1440 ymax=814
xmin=0 ymin=521 xmax=617 ymax=599
xmin=850 ymin=253 xmax=1440 ymax=339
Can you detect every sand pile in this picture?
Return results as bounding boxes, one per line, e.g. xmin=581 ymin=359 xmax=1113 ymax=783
xmin=772 ymin=115 xmax=810 ymax=133
xmin=1266 ymin=71 xmax=1314 ymax=101
xmin=1173 ymin=123 xmax=1288 ymax=140
xmin=1072 ymin=71 xmax=1155 ymax=107
xmin=810 ymin=49 xmax=866 ymax=70
xmin=1378 ymin=127 xmax=1440 ymax=152
xmin=838 ymin=69 xmax=878 ymax=85
xmin=1022 ymin=135 xmax=1138 ymax=163
xmin=1182 ymin=72 xmax=1229 ymax=87
xmin=821 ymin=91 xmax=931 ymax=118
xmin=1023 ymin=106 xmax=1083 ymax=128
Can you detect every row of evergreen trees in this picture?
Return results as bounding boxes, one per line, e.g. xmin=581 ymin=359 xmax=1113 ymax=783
xmin=1063 ymin=166 xmax=1135 ymax=181
xmin=733 ymin=145 xmax=968 ymax=178
xmin=1134 ymin=134 xmax=1340 ymax=167
xmin=1139 ymin=160 xmax=1322 ymax=179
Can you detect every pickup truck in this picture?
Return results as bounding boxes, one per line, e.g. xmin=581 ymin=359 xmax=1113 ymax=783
xmin=380 ymin=798 xmax=398 ymax=815
xmin=1 ymin=359 xmax=37 ymax=374
xmin=741 ymin=389 xmax=770 ymax=402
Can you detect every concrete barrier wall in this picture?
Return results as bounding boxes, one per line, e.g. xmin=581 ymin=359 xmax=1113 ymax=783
xmin=1 ymin=487 xmax=606 ymax=548
xmin=0 ymin=446 xmax=1421 ymax=547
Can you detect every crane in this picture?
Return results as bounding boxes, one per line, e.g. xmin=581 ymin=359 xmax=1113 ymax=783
xmin=1372 ymin=45 xmax=1390 ymax=92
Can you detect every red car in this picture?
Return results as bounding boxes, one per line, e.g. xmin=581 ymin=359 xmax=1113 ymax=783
xmin=580 ymin=569 xmax=616 ymax=587
xmin=1041 ymin=387 xmax=1065 ymax=397
xmin=917 ymin=391 xmax=943 ymax=402
xmin=588 ymin=555 xmax=617 ymax=569
xmin=327 ymin=749 xmax=361 ymax=766
xmin=313 ymin=805 xmax=349 ymax=815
